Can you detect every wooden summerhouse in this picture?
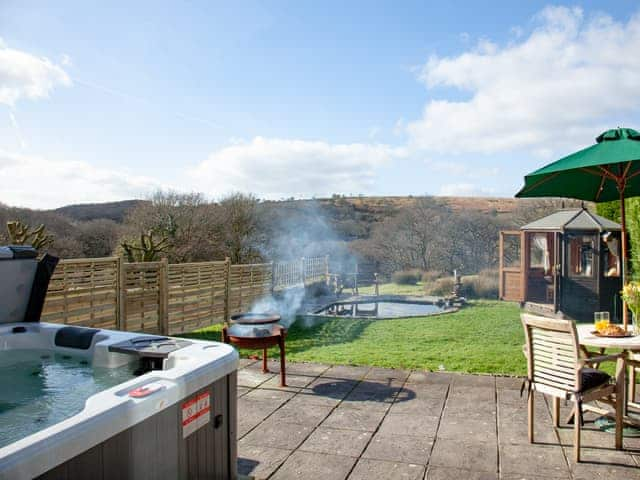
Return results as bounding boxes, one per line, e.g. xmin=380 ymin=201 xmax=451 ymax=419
xmin=499 ymin=209 xmax=623 ymax=321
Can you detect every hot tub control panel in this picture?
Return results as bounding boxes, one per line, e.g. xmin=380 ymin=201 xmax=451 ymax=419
xmin=109 ymin=336 xmax=193 ymax=375
xmin=108 ymin=336 xmax=192 ymax=358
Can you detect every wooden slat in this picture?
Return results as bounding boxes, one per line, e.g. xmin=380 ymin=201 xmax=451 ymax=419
xmin=532 ymin=339 xmax=576 ymax=355
xmin=533 ymin=371 xmax=574 ymax=389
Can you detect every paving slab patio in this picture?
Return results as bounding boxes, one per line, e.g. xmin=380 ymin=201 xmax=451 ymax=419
xmin=234 ymin=361 xmax=640 ymax=479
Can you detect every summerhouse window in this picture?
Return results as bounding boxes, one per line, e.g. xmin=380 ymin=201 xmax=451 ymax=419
xmin=530 ymin=233 xmax=551 ymax=274
xmin=567 ymin=234 xmax=594 ymax=277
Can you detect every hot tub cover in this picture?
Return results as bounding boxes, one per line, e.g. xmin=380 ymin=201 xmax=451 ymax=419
xmin=0 ymin=246 xmax=58 ymax=324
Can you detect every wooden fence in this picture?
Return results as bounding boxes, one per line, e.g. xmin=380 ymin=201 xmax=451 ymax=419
xmin=41 ymin=256 xmax=328 ymax=335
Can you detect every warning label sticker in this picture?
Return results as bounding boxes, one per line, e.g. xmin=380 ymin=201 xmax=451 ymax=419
xmin=182 ymin=391 xmax=211 ymax=438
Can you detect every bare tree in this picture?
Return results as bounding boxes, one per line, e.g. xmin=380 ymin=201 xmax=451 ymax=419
xmin=123 ymin=191 xmax=219 ymax=262
xmin=77 ymin=219 xmax=121 ymax=257
xmin=217 ymin=193 xmax=261 ymax=263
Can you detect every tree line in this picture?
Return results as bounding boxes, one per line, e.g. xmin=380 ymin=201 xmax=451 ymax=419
xmin=0 ymin=193 xmax=579 ymax=276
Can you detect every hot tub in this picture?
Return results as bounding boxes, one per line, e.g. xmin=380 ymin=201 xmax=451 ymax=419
xmin=0 ymin=247 xmax=239 ymax=480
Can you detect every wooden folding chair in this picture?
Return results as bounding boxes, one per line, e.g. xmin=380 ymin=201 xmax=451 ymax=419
xmin=521 ymin=313 xmax=625 ymax=462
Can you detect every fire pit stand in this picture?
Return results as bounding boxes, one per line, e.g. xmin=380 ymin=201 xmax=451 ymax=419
xmin=223 ymin=313 xmax=287 ymax=387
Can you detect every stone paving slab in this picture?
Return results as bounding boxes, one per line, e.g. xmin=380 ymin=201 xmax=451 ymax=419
xmin=499 ymin=443 xmax=569 ymax=478
xmin=365 ymin=367 xmax=411 ymax=382
xmin=437 ymin=416 xmax=497 ymax=444
xmin=242 ymin=387 xmax=295 ymax=404
xmin=389 ymin=394 xmax=445 ymax=415
xmin=235 ymin=360 xmax=640 ymax=479
xmin=495 ymin=376 xmax=523 ymax=389
xmin=362 ymin=433 xmax=434 ymax=465
xmin=402 ymin=382 xmax=449 ymax=398
xmin=238 ymin=445 xmax=291 ymax=479
xmin=322 ymin=405 xmax=387 ymax=432
xmin=241 ymin=418 xmax=314 ymax=450
xmin=271 ymin=402 xmax=334 ymax=427
xmin=349 ymin=458 xmax=425 ymax=479
xmin=238 ymin=368 xmax=277 ymax=388
xmin=378 ymin=413 xmax=440 ymax=438
xmin=425 ymin=466 xmax=498 ymax=480
xmin=451 ymin=373 xmax=496 ymax=387
xmin=405 ymin=371 xmax=453 ymax=385
xmin=270 ymin=451 xmax=356 ymax=480
xmin=299 ymin=426 xmax=372 ymax=457
xmin=321 ymin=365 xmax=370 ymax=380
xmin=568 ymin=447 xmax=640 ymax=479
xmin=261 ymin=373 xmax=314 ymax=392
xmin=430 ymin=438 xmax=497 ymax=473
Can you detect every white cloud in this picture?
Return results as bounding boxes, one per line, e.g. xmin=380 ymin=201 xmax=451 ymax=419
xmin=430 ymin=160 xmax=499 ymax=178
xmin=191 ymin=136 xmax=406 ymax=199
xmin=0 ymin=39 xmax=71 ymax=106
xmin=407 ymin=6 xmax=640 ymax=155
xmin=60 ymin=54 xmax=73 ymax=67
xmin=438 ymin=182 xmax=496 ymax=197
xmin=0 ymin=150 xmax=163 ymax=208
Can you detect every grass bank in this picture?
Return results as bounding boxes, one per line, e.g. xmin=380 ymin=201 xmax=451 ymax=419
xmin=183 ymin=300 xmax=526 ymax=376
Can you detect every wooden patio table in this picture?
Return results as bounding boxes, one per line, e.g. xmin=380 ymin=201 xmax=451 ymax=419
xmin=577 ymin=324 xmax=640 ymax=423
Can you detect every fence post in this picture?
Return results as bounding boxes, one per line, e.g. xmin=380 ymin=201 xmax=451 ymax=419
xmin=324 ymin=255 xmax=330 ymax=285
xmin=270 ymin=261 xmax=275 ymax=294
xmin=158 ymin=258 xmax=169 ymax=335
xmin=300 ymin=257 xmax=305 ymax=286
xmin=374 ymin=272 xmax=379 ymax=296
xmin=224 ymin=257 xmax=231 ymax=323
xmin=355 ymin=262 xmax=359 ymax=295
xmin=118 ymin=257 xmax=127 ymax=331
xmin=115 ymin=257 xmax=122 ymax=331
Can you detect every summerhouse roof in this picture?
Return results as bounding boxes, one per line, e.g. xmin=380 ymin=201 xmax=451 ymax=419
xmin=521 ymin=208 xmax=621 ymax=232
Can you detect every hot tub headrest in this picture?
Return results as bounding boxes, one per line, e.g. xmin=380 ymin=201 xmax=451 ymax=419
xmin=55 ymin=326 xmax=100 ymax=350
xmin=0 ymin=246 xmax=38 ymax=260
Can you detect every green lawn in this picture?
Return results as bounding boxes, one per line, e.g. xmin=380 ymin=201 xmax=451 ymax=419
xmin=182 ymin=300 xmax=527 ymax=376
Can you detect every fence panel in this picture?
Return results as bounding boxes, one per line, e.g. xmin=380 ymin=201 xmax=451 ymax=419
xmin=303 ymin=256 xmax=328 ymax=285
xmin=167 ymin=260 xmax=228 ymax=334
xmin=121 ymin=261 xmax=164 ymax=334
xmin=228 ymin=263 xmax=272 ymax=315
xmin=42 ymin=256 xmax=329 ymax=334
xmin=273 ymin=260 xmax=303 ymax=290
xmin=41 ymin=257 xmax=119 ymax=329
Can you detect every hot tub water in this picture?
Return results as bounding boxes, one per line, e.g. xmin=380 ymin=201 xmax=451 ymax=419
xmin=0 ymin=349 xmax=136 ymax=448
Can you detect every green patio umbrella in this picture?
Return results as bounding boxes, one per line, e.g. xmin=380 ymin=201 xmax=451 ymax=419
xmin=516 ymin=127 xmax=640 ymax=328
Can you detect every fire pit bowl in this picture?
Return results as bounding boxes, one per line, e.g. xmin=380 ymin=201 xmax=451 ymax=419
xmin=230 ymin=312 xmax=281 ymax=325
xmin=224 ymin=312 xmax=287 ymax=386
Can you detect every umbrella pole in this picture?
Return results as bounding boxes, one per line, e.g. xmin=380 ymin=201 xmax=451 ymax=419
xmin=620 ymin=188 xmax=629 ymax=330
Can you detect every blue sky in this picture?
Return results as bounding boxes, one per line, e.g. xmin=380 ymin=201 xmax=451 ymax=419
xmin=2 ymin=1 xmax=640 ymax=208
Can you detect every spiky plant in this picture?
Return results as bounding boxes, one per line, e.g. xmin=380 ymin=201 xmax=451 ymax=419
xmin=6 ymin=221 xmax=54 ymax=251
xmin=121 ymin=230 xmax=168 ymax=262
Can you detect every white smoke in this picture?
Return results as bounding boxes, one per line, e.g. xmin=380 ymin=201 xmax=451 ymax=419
xmin=250 ymin=287 xmax=306 ymax=327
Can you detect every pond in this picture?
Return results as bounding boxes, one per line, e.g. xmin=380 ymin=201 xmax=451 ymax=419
xmin=312 ymin=300 xmax=451 ymax=319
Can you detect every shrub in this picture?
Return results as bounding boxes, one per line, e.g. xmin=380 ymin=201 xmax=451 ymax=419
xmin=461 ymin=269 xmax=499 ymax=299
xmin=392 ymin=269 xmax=421 ymax=285
xmin=424 ymin=277 xmax=454 ymax=297
xmin=421 ymin=270 xmax=441 ymax=283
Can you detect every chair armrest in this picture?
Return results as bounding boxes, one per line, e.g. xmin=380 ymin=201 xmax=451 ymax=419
xmin=578 ymin=353 xmax=623 ymax=366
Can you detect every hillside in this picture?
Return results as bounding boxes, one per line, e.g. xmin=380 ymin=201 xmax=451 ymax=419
xmin=0 ymin=194 xmax=561 ymax=265
xmin=54 ymin=200 xmax=148 ymax=223
xmin=49 ymin=195 xmax=521 ymax=226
